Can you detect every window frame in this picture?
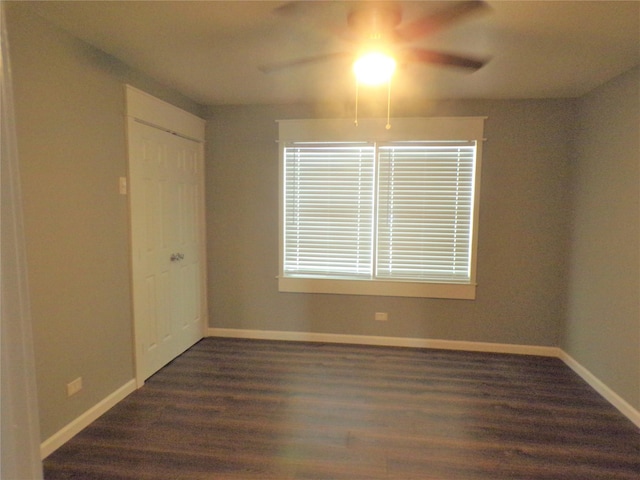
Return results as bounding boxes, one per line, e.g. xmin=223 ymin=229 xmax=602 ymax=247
xmin=278 ymin=117 xmax=486 ymax=299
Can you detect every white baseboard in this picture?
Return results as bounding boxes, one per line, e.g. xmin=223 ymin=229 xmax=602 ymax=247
xmin=559 ymin=351 xmax=640 ymax=428
xmin=208 ymin=327 xmax=640 ymax=428
xmin=207 ymin=328 xmax=561 ymax=357
xmin=40 ymin=379 xmax=137 ymax=459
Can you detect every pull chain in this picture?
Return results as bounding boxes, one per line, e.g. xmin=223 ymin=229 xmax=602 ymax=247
xmin=354 ymin=80 xmax=359 ymax=127
xmin=386 ymin=78 xmax=392 ymax=130
xmin=354 ymin=78 xmax=392 ymax=129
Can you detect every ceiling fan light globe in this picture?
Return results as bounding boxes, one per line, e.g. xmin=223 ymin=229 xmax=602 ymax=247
xmin=353 ymin=52 xmax=396 ymax=86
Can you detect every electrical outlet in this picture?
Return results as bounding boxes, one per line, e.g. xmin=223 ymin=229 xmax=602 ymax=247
xmin=374 ymin=312 xmax=388 ymax=321
xmin=67 ymin=377 xmax=82 ymax=397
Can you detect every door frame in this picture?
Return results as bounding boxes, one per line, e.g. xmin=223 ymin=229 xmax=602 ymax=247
xmin=125 ymin=85 xmax=207 ymax=387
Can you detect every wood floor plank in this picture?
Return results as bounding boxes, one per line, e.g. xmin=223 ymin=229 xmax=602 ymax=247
xmin=44 ymin=338 xmax=640 ymax=479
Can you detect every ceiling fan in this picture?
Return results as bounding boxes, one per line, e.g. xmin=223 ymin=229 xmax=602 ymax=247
xmin=259 ymin=0 xmax=490 ymax=76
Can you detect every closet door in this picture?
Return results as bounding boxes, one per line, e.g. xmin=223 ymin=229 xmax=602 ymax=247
xmin=126 ymin=87 xmax=206 ymax=383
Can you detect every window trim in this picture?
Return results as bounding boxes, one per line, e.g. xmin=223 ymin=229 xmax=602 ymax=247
xmin=278 ymin=276 xmax=477 ymax=300
xmin=278 ymin=117 xmax=486 ymax=299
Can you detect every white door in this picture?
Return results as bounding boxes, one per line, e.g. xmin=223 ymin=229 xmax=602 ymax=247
xmin=128 ymin=118 xmax=205 ymax=382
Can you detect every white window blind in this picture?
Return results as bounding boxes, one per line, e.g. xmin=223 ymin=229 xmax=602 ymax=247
xmin=376 ymin=142 xmax=476 ymax=283
xmin=284 ymin=143 xmax=375 ymax=278
xmin=278 ymin=117 xmax=485 ymax=299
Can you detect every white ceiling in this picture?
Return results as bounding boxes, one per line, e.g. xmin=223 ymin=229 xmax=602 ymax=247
xmin=21 ymin=0 xmax=640 ymax=106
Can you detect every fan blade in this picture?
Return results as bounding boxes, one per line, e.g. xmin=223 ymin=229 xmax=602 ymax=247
xmin=274 ymin=2 xmax=356 ymax=44
xmin=273 ymin=1 xmax=323 ymax=17
xmin=259 ymin=52 xmax=353 ymax=73
xmin=273 ymin=1 xmax=299 ymax=16
xmin=402 ymin=48 xmax=487 ymax=71
xmin=397 ymin=0 xmax=489 ymax=42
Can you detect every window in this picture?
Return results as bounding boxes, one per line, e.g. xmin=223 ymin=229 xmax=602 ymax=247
xmin=279 ymin=118 xmax=485 ymax=299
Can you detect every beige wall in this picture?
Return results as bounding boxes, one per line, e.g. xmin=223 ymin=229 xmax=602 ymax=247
xmin=564 ymin=66 xmax=640 ymax=411
xmin=205 ymin=99 xmax=574 ymax=346
xmin=6 ymin=4 xmax=202 ymax=440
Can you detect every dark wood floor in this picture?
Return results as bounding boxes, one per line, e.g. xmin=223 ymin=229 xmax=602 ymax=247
xmin=44 ymin=337 xmax=639 ymax=480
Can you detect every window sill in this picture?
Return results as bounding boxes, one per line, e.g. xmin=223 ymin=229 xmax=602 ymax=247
xmin=278 ymin=277 xmax=476 ymax=300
